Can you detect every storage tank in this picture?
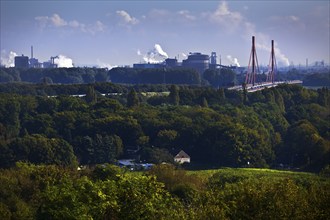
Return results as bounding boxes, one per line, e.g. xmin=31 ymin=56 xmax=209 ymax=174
xmin=182 ymin=52 xmax=209 ymax=75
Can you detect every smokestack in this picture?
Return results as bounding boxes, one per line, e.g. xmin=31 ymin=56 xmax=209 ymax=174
xmin=306 ymin=58 xmax=308 ymax=68
xmin=31 ymin=46 xmax=33 ymax=59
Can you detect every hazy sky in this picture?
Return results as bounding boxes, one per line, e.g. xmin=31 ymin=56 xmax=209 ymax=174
xmin=1 ymin=0 xmax=329 ymax=67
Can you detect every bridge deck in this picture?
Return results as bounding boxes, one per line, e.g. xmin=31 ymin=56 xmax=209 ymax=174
xmin=228 ymin=80 xmax=303 ymax=93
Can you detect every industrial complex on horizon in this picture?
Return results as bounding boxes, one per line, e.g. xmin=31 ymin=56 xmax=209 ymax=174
xmin=12 ymin=37 xmax=328 ymax=78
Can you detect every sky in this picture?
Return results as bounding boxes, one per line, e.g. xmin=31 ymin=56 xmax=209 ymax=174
xmin=1 ymin=0 xmax=329 ymax=68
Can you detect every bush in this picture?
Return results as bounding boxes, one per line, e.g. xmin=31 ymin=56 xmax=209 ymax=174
xmin=91 ymin=164 xmax=122 ymax=181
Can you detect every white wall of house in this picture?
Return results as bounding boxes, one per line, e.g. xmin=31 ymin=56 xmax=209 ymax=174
xmin=174 ymin=157 xmax=190 ymax=164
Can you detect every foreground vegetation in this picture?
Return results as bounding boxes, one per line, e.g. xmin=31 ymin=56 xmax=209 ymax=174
xmin=1 ymin=163 xmax=329 ymax=219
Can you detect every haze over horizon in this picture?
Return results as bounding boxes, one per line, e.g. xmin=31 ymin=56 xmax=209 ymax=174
xmin=1 ymin=0 xmax=329 ymax=68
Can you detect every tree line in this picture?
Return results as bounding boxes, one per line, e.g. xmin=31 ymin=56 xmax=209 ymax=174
xmin=1 ymin=67 xmax=329 ymax=87
xmin=0 ymin=67 xmax=203 ymax=85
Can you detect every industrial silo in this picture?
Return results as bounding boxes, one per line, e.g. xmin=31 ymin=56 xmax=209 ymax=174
xmin=182 ymin=52 xmax=209 ymax=75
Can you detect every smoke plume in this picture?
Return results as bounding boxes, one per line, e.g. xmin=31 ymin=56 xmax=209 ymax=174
xmin=181 ymin=53 xmax=188 ymax=59
xmin=0 ymin=50 xmax=18 ymax=67
xmin=255 ymin=42 xmax=290 ymax=67
xmin=274 ymin=47 xmax=290 ymax=66
xmin=54 ymin=55 xmax=74 ymax=68
xmin=153 ymin=44 xmax=168 ymax=58
xmin=138 ymin=44 xmax=169 ymax=63
xmin=96 ymin=59 xmax=117 ymax=69
xmin=226 ymin=55 xmax=240 ymax=67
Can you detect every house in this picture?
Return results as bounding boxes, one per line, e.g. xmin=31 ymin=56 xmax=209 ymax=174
xmin=174 ymin=150 xmax=191 ymax=164
xmin=117 ymin=159 xmax=136 ymax=170
xmin=117 ymin=159 xmax=154 ymax=171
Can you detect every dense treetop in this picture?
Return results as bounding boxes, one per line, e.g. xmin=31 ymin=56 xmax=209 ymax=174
xmin=0 ymin=82 xmax=329 ymax=171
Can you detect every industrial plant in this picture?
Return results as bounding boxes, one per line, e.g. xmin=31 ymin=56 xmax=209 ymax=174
xmin=14 ymin=44 xmax=240 ymax=76
xmin=11 ymin=38 xmax=326 ymax=91
xmin=14 ymin=46 xmax=68 ymax=68
xmin=134 ymin=51 xmax=240 ymax=76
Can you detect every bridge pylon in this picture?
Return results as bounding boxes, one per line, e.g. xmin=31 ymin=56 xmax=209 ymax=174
xmin=245 ymin=36 xmax=259 ymax=86
xmin=266 ymin=40 xmax=277 ymax=83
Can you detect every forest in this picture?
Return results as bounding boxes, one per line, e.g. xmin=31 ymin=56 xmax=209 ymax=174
xmin=0 ymin=79 xmax=329 ymax=219
xmin=0 ymin=82 xmax=329 ymax=171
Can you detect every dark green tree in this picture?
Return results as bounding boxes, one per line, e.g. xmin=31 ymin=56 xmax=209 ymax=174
xmin=93 ymin=134 xmax=123 ymax=164
xmin=85 ymin=85 xmax=97 ymax=104
xmin=242 ymin=82 xmax=248 ymax=104
xmin=141 ymin=147 xmax=174 ymax=164
xmin=127 ymin=88 xmax=139 ymax=108
xmin=201 ymin=97 xmax=209 ymax=108
xmin=8 ymin=134 xmax=77 ymax=167
xmin=169 ymin=85 xmax=180 ymax=105
xmin=284 ymin=120 xmax=330 ymax=169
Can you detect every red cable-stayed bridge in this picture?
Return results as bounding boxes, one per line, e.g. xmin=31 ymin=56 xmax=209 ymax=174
xmin=228 ymin=36 xmax=302 ymax=92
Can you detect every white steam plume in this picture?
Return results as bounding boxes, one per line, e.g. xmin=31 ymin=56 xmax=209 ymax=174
xmin=138 ymin=44 xmax=169 ymax=64
xmin=255 ymin=42 xmax=290 ymax=67
xmin=54 ymin=55 xmax=73 ymax=68
xmin=154 ymin=44 xmax=168 ymax=58
xmin=274 ymin=47 xmax=290 ymax=66
xmin=1 ymin=50 xmax=18 ymax=67
xmin=96 ymin=59 xmax=117 ymax=69
xmin=226 ymin=55 xmax=240 ymax=67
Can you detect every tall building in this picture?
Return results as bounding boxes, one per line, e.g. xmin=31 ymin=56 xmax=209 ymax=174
xmin=14 ymin=55 xmax=29 ymax=68
xmin=210 ymin=52 xmax=217 ymax=65
xmin=209 ymin=52 xmax=218 ymax=70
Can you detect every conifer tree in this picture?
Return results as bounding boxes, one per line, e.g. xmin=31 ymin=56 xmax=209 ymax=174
xmin=127 ymin=88 xmax=139 ymax=108
xmin=169 ymin=85 xmax=180 ymax=105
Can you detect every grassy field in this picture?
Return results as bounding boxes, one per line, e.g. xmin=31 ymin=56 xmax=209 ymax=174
xmin=186 ymin=167 xmax=328 ymax=184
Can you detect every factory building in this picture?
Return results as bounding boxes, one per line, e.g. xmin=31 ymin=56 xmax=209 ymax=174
xmin=165 ymin=58 xmax=178 ymax=67
xmin=29 ymin=58 xmax=41 ymax=68
xmin=14 ymin=55 xmax=29 ymax=68
xmin=42 ymin=61 xmax=57 ymax=68
xmin=14 ymin=46 xmax=60 ymax=68
xmin=133 ymin=52 xmax=213 ymax=75
xmin=209 ymin=52 xmax=218 ymax=70
xmin=29 ymin=46 xmax=42 ymax=68
xmin=133 ymin=63 xmax=164 ymax=69
xmin=210 ymin=52 xmax=217 ymax=65
xmin=182 ymin=52 xmax=210 ymax=75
